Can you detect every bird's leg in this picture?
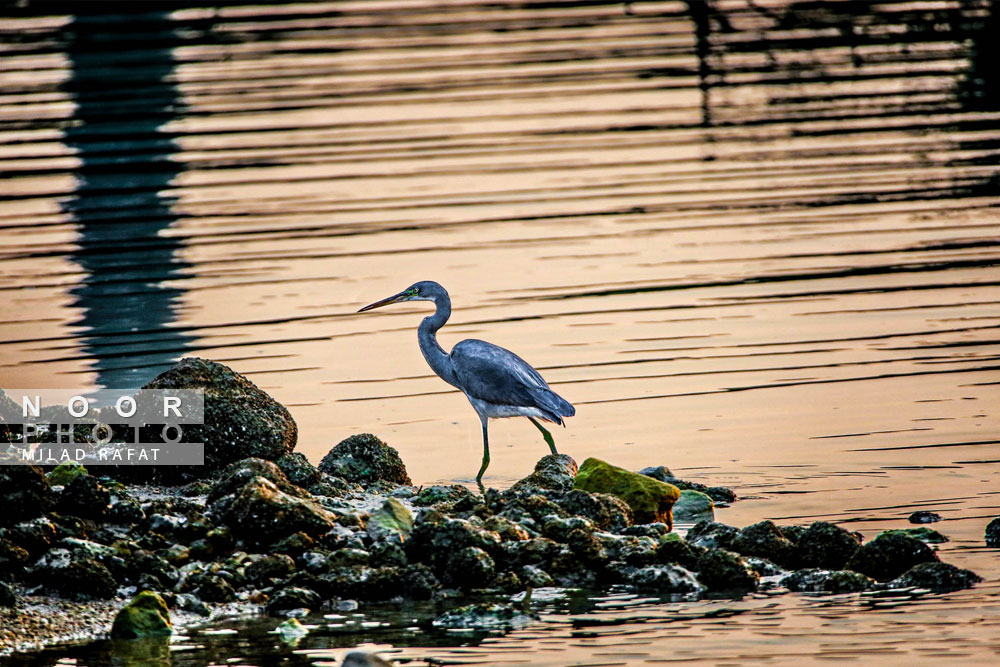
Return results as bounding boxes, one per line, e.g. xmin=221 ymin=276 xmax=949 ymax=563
xmin=528 ymin=417 xmax=558 ymax=455
xmin=475 ymin=417 xmax=490 ymax=493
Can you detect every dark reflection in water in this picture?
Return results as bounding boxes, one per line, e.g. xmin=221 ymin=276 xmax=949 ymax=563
xmin=62 ymin=8 xmax=191 ymax=388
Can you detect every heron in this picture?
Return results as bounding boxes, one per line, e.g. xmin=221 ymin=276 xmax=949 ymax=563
xmin=358 ymin=280 xmax=575 ymax=490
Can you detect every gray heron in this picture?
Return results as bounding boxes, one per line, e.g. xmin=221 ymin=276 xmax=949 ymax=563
xmin=358 ymin=280 xmax=575 ymax=489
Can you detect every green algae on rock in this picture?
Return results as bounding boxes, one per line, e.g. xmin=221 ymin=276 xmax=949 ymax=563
xmin=46 ymin=461 xmax=87 ymax=487
xmin=573 ymin=458 xmax=680 ymax=528
xmin=110 ymin=591 xmax=172 ymax=639
xmin=672 ymin=489 xmax=715 ymax=524
xmin=367 ymin=497 xmax=414 ymax=543
xmin=878 ymin=527 xmax=949 ymax=544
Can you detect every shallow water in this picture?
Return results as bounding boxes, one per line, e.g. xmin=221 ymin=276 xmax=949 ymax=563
xmin=1 ymin=0 xmax=999 ymax=663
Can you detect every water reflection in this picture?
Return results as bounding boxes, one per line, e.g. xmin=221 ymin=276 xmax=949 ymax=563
xmin=62 ymin=7 xmax=191 ymax=389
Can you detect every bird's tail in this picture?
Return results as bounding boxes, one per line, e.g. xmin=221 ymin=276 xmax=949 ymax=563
xmin=532 ymin=387 xmax=575 ymax=425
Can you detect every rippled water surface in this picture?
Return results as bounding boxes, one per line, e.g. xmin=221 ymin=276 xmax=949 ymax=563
xmin=2 ymin=0 xmax=999 ymax=663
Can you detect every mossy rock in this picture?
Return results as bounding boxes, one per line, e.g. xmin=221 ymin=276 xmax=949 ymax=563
xmin=573 ymin=458 xmax=680 ymax=528
xmin=367 ymin=497 xmax=414 ymax=543
xmin=46 ymin=461 xmax=88 ymax=487
xmin=878 ymin=527 xmax=948 ymax=544
xmin=110 ymin=591 xmax=173 ymax=639
xmin=318 ymin=434 xmax=411 ymax=486
xmin=672 ymin=489 xmax=714 ymax=524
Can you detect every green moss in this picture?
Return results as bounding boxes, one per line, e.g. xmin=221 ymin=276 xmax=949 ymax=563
xmin=879 ymin=527 xmax=949 ymax=544
xmin=573 ymin=458 xmax=680 ymax=529
xmin=110 ymin=591 xmax=173 ymax=639
xmin=673 ymin=489 xmax=715 ymax=523
xmin=46 ymin=461 xmax=87 ymax=487
xmin=367 ymin=497 xmax=414 ymax=542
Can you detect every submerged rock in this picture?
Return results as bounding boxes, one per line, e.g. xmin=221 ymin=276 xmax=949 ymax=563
xmin=879 ymin=527 xmax=948 ymax=544
xmin=221 ymin=476 xmax=337 ymax=548
xmin=144 ymin=357 xmax=298 ymax=474
xmin=318 ymin=433 xmax=411 ymax=486
xmin=987 ymin=517 xmax=1000 ymax=547
xmin=782 ymin=568 xmax=873 ymax=593
xmin=845 ymin=532 xmax=939 ymax=582
xmin=510 ymin=454 xmax=578 ymax=493
xmin=672 ymin=489 xmax=715 ymax=524
xmin=574 ymin=458 xmax=680 ymax=528
xmin=0 ymin=465 xmax=55 ymax=526
xmin=432 ymin=603 xmax=535 ymax=630
xmin=110 ymin=591 xmax=173 ymax=639
xmin=695 ymin=548 xmax=759 ymax=593
xmin=908 ymin=511 xmax=942 ymax=524
xmin=639 ymin=466 xmax=737 ymax=503
xmin=890 ymin=562 xmax=982 ymax=593
xmin=794 ymin=521 xmax=861 ymax=570
xmin=630 ymin=563 xmax=705 ymax=596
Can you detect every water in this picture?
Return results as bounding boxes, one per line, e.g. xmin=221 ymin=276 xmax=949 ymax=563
xmin=1 ymin=0 xmax=999 ymax=663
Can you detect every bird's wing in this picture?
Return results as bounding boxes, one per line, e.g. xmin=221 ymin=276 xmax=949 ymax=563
xmin=451 ymin=339 xmax=574 ymax=420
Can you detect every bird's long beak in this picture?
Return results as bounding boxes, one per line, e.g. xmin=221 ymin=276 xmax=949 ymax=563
xmin=358 ymin=290 xmax=409 ymax=313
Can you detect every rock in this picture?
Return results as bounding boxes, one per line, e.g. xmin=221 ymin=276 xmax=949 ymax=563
xmin=630 ymin=563 xmax=705 ymax=596
xmin=276 ymin=617 xmax=310 ymax=643
xmin=447 ymin=546 xmax=496 ymax=589
xmin=405 ymin=517 xmax=501 ymax=571
xmin=795 ymin=522 xmax=862 ymax=570
xmin=0 ymin=581 xmax=15 ymax=607
xmin=432 ymin=603 xmax=535 ymax=630
xmin=510 ymin=454 xmax=578 ymax=493
xmin=519 ymin=564 xmax=554 ymax=587
xmin=272 ymin=532 xmax=315 ymax=558
xmin=685 ymin=520 xmax=738 ymax=550
xmin=267 ymin=587 xmax=320 ymax=614
xmin=276 ymin=452 xmax=321 ymax=488
xmin=0 ymin=465 xmax=55 ymax=526
xmin=329 ymin=548 xmax=370 ymax=568
xmin=3 ymin=518 xmax=56 ymax=558
xmin=110 ymin=591 xmax=173 ymax=639
xmin=221 ymin=476 xmax=337 ymax=548
xmin=0 ymin=539 xmax=29 ymax=581
xmin=845 ymin=532 xmax=939 ymax=582
xmin=414 ymin=485 xmax=476 ymax=507
xmin=672 ymin=490 xmax=715 ymax=524
xmin=32 ymin=548 xmax=119 ymax=600
xmin=46 ymin=461 xmax=88 ymax=487
xmin=180 ymin=480 xmax=213 ymax=497
xmin=195 ymin=574 xmax=237 ymax=603
xmin=783 ymin=568 xmax=873 ymax=593
xmin=987 ymin=517 xmax=1000 ymax=547
xmin=318 ymin=434 xmax=411 ymax=487
xmin=623 ymin=523 xmax=669 ymax=539
xmin=245 ymin=553 xmax=296 ymax=585
xmin=879 ymin=527 xmax=948 ymax=544
xmin=367 ymin=498 xmax=414 ymax=543
xmin=58 ymin=473 xmax=110 ymax=521
xmin=655 ymin=533 xmax=704 ymax=570
xmin=143 ymin=357 xmax=297 ymax=474
xmin=400 ymin=563 xmax=441 ymax=600
xmin=639 ymin=466 xmax=737 ymax=503
xmin=695 ymin=548 xmax=759 ymax=593
xmin=541 ymin=515 xmax=596 ymax=543
xmin=107 ymin=496 xmax=146 ymax=525
xmin=909 ymin=511 xmax=942 ymax=524
xmin=342 ymin=650 xmax=393 ymax=667
xmin=574 ymin=458 xmax=679 ymax=527
xmin=730 ymin=521 xmax=797 ymax=568
xmin=208 ymin=458 xmax=306 ymax=507
xmin=890 ymin=562 xmax=982 ymax=593
xmin=483 ymin=515 xmax=531 ymax=542
xmin=369 ymin=541 xmax=407 ymax=568
xmin=556 ymin=489 xmax=633 ymax=531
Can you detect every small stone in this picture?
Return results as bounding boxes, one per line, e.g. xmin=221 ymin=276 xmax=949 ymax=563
xmin=671 ymin=490 xmax=715 ymax=524
xmin=110 ymin=591 xmax=173 ymax=639
xmin=432 ymin=603 xmax=534 ymax=630
xmin=574 ymin=458 xmax=679 ymax=527
xmin=783 ymin=568 xmax=873 ymax=593
xmin=695 ymin=548 xmax=759 ymax=593
xmin=685 ymin=520 xmax=738 ymax=550
xmin=909 ymin=511 xmax=942 ymax=524
xmin=630 ymin=563 xmax=705 ymax=596
xmin=276 ymin=617 xmax=310 ymax=643
xmin=267 ymin=587 xmax=320 ymax=614
xmin=342 ymin=650 xmax=393 ymax=667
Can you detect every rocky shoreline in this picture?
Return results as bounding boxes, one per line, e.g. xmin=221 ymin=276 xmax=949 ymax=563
xmin=0 ymin=358 xmax=992 ymax=660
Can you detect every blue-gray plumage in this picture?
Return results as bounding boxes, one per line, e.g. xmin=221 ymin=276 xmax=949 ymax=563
xmin=358 ymin=280 xmax=574 ymax=489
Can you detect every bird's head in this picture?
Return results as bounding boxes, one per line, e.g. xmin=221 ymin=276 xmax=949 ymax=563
xmin=358 ymin=281 xmax=444 ymax=312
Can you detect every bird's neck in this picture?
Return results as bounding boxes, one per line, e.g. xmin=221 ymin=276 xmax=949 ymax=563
xmin=418 ymin=294 xmax=460 ymax=388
